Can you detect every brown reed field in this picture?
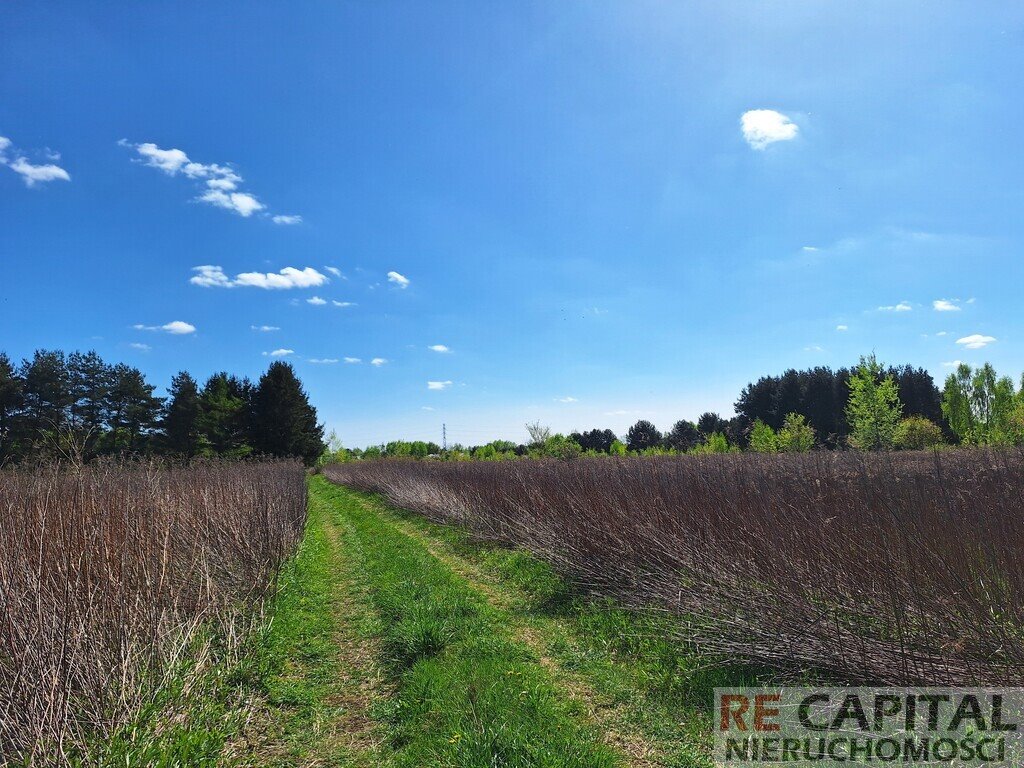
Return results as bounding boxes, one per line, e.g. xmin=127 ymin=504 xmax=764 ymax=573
xmin=0 ymin=461 xmax=307 ymax=765
xmin=325 ymin=450 xmax=1024 ymax=687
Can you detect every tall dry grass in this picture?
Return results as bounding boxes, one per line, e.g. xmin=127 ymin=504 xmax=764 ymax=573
xmin=0 ymin=460 xmax=307 ymax=764
xmin=325 ymin=451 xmax=1024 ymax=686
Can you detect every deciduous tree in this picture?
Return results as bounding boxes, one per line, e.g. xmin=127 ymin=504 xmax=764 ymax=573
xmin=846 ymin=354 xmax=903 ymax=451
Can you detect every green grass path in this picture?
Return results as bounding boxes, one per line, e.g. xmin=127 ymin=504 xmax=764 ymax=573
xmin=234 ymin=475 xmax=384 ymax=766
xmin=246 ymin=476 xmax=734 ymax=767
xmin=251 ymin=476 xmax=621 ymax=767
xmin=346 ymin=490 xmax=727 ymax=768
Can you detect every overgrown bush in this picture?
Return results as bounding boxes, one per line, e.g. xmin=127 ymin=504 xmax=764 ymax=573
xmin=894 ymin=416 xmax=945 ymax=449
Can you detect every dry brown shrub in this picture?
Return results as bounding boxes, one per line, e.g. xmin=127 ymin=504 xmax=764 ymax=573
xmin=325 ymin=450 xmax=1024 ymax=685
xmin=0 ymin=460 xmax=307 ymax=763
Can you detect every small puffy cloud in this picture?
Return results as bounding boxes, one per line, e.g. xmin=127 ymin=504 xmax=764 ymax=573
xmin=428 ymin=344 xmax=451 ymax=353
xmin=370 ymin=357 xmax=387 ymax=367
xmin=128 ymin=342 xmax=151 ymax=351
xmin=801 ymin=246 xmax=819 ymax=252
xmin=878 ymin=301 xmax=912 ymax=312
xmin=325 ymin=266 xmax=343 ymax=277
xmin=7 ymin=157 xmax=71 ymax=187
xmin=191 ymin=265 xmax=328 ymax=289
xmin=131 ymin=142 xmax=190 ymax=174
xmin=387 ymin=271 xmax=410 ymax=288
xmin=836 ymin=324 xmax=848 ymax=331
xmin=936 ymin=331 xmax=948 ymax=337
xmin=555 ymin=396 xmax=578 ymax=403
xmin=308 ymin=358 xmax=339 ymax=364
xmin=235 ymin=266 xmax=327 ymax=289
xmin=251 ymin=325 xmax=280 ymax=332
xmin=134 ymin=320 xmax=196 ymax=335
xmin=332 ymin=300 xmax=356 ymax=308
xmin=264 ymin=348 xmax=294 ymax=357
xmin=1 ymin=136 xmax=71 ymax=187
xmin=427 ymin=380 xmax=453 ymax=390
xmin=199 ymin=189 xmax=264 ymax=217
xmin=933 ymin=299 xmax=961 ymax=312
xmin=956 ymin=334 xmax=996 ymax=350
xmin=740 ymin=109 xmax=799 ymax=150
xmin=343 ymin=357 xmax=361 ymax=364
xmin=190 ymin=265 xmax=233 ymax=288
xmin=421 ymin=406 xmax=435 ymax=411
xmin=804 ymin=344 xmax=824 ymax=352
xmin=307 ymin=296 xmax=327 ymax=305
xmin=942 ymin=360 xmax=964 ymax=367
xmin=122 ymin=140 xmax=294 ymax=220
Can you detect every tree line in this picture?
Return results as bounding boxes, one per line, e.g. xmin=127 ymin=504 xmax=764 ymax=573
xmin=328 ymin=354 xmax=1024 ymax=462
xmin=0 ymin=350 xmax=325 ymax=465
xmin=617 ymin=355 xmax=1024 ymax=455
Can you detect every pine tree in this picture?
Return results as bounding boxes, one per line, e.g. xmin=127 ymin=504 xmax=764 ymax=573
xmin=161 ymin=371 xmax=202 ymax=457
xmin=19 ymin=350 xmax=72 ymax=442
xmin=67 ymin=351 xmax=114 ymax=458
xmin=252 ymin=362 xmax=325 ymax=464
xmin=197 ymin=373 xmax=253 ymax=457
xmin=105 ymin=364 xmax=163 ymax=454
xmin=0 ymin=354 xmax=24 ymax=463
xmin=626 ymin=420 xmax=661 ymax=452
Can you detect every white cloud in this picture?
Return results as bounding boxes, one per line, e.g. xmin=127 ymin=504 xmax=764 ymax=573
xmin=128 ymin=342 xmax=151 ymax=351
xmin=387 ymin=271 xmax=410 ymax=288
xmin=199 ymin=189 xmax=265 ymax=217
xmin=802 ymin=246 xmax=819 ymax=252
xmin=836 ymin=324 xmax=848 ymax=331
xmin=740 ymin=109 xmax=799 ymax=150
xmin=191 ymin=265 xmax=328 ymax=289
xmin=344 ymin=357 xmax=362 ymax=364
xmin=6 ymin=156 xmax=71 ymax=187
xmin=122 ymin=140 xmax=295 ymax=220
xmin=307 ymin=296 xmax=327 ymax=305
xmin=325 ymin=266 xmax=343 ymax=277
xmin=555 ymin=396 xmax=578 ymax=403
xmin=1 ymin=136 xmax=71 ymax=187
xmin=235 ymin=266 xmax=327 ymax=289
xmin=421 ymin=406 xmax=435 ymax=411
xmin=264 ymin=348 xmax=294 ymax=357
xmin=428 ymin=344 xmax=451 ymax=353
xmin=251 ymin=325 xmax=280 ymax=332
xmin=308 ymin=358 xmax=339 ymax=364
xmin=427 ymin=380 xmax=453 ymax=390
xmin=804 ymin=344 xmax=824 ymax=352
xmin=936 ymin=331 xmax=948 ymax=337
xmin=933 ymin=299 xmax=961 ymax=312
xmin=370 ymin=358 xmax=387 ymax=367
xmin=134 ymin=320 xmax=196 ymax=335
xmin=878 ymin=301 xmax=913 ymax=312
xmin=190 ymin=265 xmax=233 ymax=288
xmin=332 ymin=300 xmax=356 ymax=308
xmin=131 ymin=142 xmax=190 ymax=174
xmin=956 ymin=334 xmax=996 ymax=350
xmin=942 ymin=360 xmax=964 ymax=367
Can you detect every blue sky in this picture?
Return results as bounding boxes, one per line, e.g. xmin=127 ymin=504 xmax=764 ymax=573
xmin=2 ymin=2 xmax=1023 ymax=447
